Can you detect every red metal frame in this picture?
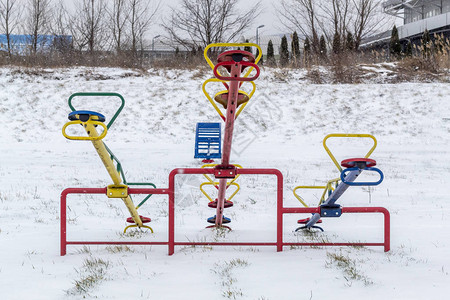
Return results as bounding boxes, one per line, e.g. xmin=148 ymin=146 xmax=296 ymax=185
xmin=278 ymin=206 xmax=390 ymax=252
xmin=61 ymin=167 xmax=389 ymax=256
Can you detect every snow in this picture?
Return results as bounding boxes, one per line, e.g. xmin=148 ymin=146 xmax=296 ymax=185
xmin=0 ymin=66 xmax=450 ymax=299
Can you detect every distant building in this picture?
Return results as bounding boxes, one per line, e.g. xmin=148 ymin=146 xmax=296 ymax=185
xmin=361 ymin=0 xmax=450 ymax=49
xmin=0 ymin=34 xmax=72 ymax=55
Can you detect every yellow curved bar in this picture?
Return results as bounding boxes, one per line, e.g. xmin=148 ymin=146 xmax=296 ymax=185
xmin=293 ymin=177 xmax=340 ymax=208
xmin=203 ymin=43 xmax=263 ymax=77
xmin=323 ymin=133 xmax=378 ymax=171
xmin=293 ymin=186 xmax=327 ymax=208
xmin=235 ymin=81 xmax=256 ymax=119
xmin=203 ymin=78 xmax=256 ymax=120
xmin=200 ymin=181 xmax=240 ymax=202
xmin=202 ymin=78 xmax=226 ymax=119
xmin=124 ymin=224 xmax=153 ymax=233
xmin=62 ymin=120 xmax=107 ymax=141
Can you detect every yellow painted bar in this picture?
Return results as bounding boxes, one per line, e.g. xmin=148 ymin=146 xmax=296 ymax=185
xmin=83 ymin=122 xmax=143 ymax=228
xmin=202 ymin=79 xmax=256 ymax=120
xmin=323 ymin=133 xmax=378 ymax=171
xmin=62 ymin=120 xmax=107 ymax=141
xmin=200 ymin=181 xmax=240 ymax=202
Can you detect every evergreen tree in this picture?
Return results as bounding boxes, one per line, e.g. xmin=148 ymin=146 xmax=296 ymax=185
xmin=332 ymin=32 xmax=341 ymax=54
xmin=422 ymin=29 xmax=431 ymax=58
xmin=405 ymin=40 xmax=413 ymax=57
xmin=346 ymin=32 xmax=355 ymax=52
xmin=312 ymin=32 xmax=320 ymax=55
xmin=267 ymin=39 xmax=276 ymax=66
xmin=304 ymin=37 xmax=311 ymax=64
xmin=319 ymin=35 xmax=327 ymax=58
xmin=389 ymin=25 xmax=401 ymax=59
xmin=291 ymin=31 xmax=300 ymax=67
xmin=280 ymin=35 xmax=289 ymax=67
xmin=244 ymin=39 xmax=252 ymax=53
xmin=304 ymin=37 xmax=311 ymax=54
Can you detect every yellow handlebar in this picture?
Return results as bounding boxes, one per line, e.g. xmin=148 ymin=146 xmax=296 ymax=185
xmin=62 ymin=120 xmax=108 ymax=141
xmin=323 ymin=133 xmax=377 ymax=171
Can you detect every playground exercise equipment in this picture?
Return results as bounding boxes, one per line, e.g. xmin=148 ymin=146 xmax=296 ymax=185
xmin=194 ymin=122 xmax=222 ymax=163
xmin=292 ymin=134 xmax=388 ymax=237
xmin=62 ymin=92 xmax=156 ymax=233
xmin=201 ymin=43 xmax=262 ymax=228
xmin=60 ymin=45 xmax=390 ymax=256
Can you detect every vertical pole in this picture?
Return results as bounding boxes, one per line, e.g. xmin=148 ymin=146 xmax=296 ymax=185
xmin=168 ymin=170 xmax=176 ymax=255
xmin=276 ymin=171 xmax=283 ymax=252
xmin=384 ymin=208 xmax=390 ymax=252
xmin=60 ymin=190 xmax=67 ymax=256
xmin=215 ymin=63 xmax=242 ymax=227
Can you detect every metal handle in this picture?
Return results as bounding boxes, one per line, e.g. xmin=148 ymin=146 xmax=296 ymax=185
xmin=323 ymin=133 xmax=378 ymax=172
xmin=62 ymin=120 xmax=107 ymax=141
xmin=340 ymin=167 xmax=384 ymax=186
xmin=213 ymin=61 xmax=260 ymax=81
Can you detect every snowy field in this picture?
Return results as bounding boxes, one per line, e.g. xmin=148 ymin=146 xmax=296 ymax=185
xmin=0 ymin=66 xmax=449 ymax=299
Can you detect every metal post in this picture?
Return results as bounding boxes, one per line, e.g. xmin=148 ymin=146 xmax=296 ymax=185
xmin=256 ymin=25 xmax=265 ymax=45
xmin=215 ymin=63 xmax=242 ymax=227
xmin=152 ymin=35 xmax=161 ymax=60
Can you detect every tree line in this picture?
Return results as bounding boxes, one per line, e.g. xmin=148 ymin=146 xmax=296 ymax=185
xmin=0 ymin=0 xmax=392 ymax=67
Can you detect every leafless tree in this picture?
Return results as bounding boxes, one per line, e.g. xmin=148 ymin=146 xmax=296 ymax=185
xmin=352 ymin=0 xmax=384 ymax=49
xmin=128 ymin=0 xmax=159 ymax=56
xmin=163 ymin=0 xmax=262 ymax=49
xmin=277 ymin=0 xmax=385 ymax=51
xmin=26 ymin=0 xmax=52 ymax=54
xmin=109 ymin=0 xmax=129 ymax=54
xmin=69 ymin=0 xmax=108 ymax=53
xmin=0 ymin=0 xmax=22 ymax=56
xmin=277 ymin=0 xmax=320 ymax=54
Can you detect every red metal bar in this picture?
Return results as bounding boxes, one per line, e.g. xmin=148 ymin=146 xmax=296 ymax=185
xmin=168 ymin=168 xmax=282 ymax=255
xmin=215 ymin=63 xmax=242 ymax=227
xmin=61 ymin=187 xmax=170 ymax=256
xmin=278 ymin=206 xmax=390 ymax=252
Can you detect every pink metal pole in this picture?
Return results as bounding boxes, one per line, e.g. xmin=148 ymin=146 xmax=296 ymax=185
xmin=215 ymin=63 xmax=242 ymax=227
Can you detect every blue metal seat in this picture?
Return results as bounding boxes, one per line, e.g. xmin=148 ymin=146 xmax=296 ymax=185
xmin=194 ymin=123 xmax=222 ymax=159
xmin=68 ymin=110 xmax=106 ymax=122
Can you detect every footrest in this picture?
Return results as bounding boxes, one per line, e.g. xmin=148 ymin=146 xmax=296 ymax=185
xmin=297 ymin=217 xmax=322 ymax=224
xmin=207 ymin=215 xmax=231 ymax=224
xmin=126 ymin=215 xmax=151 ymax=224
xmin=208 ymin=199 xmax=234 ymax=208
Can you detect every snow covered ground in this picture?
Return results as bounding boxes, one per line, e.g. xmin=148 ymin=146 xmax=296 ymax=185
xmin=0 ymin=66 xmax=449 ymax=299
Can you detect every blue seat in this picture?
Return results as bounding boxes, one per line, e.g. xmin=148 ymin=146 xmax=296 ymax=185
xmin=68 ymin=110 xmax=106 ymax=122
xmin=194 ymin=123 xmax=221 ymax=159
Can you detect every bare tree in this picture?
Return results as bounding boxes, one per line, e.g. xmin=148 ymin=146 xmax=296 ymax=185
xmin=128 ymin=0 xmax=159 ymax=56
xmin=0 ymin=0 xmax=22 ymax=56
xmin=352 ymin=0 xmax=384 ymax=49
xmin=163 ymin=0 xmax=262 ymax=49
xmin=26 ymin=0 xmax=52 ymax=54
xmin=277 ymin=0 xmax=320 ymax=54
xmin=109 ymin=0 xmax=129 ymax=53
xmin=277 ymin=0 xmax=385 ymax=52
xmin=69 ymin=0 xmax=108 ymax=53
